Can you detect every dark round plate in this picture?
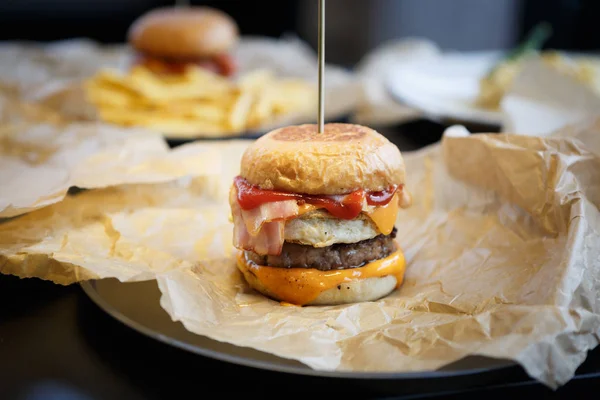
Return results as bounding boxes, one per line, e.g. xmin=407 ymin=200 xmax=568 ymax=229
xmin=165 ymin=129 xmax=264 ymax=147
xmin=80 ymin=278 xmax=520 ymax=385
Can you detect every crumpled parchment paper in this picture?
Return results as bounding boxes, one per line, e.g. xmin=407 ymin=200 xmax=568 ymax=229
xmin=0 ymin=139 xmax=249 ymax=283
xmin=0 ymin=39 xmax=125 ymax=99
xmin=0 ymin=93 xmax=228 ymax=218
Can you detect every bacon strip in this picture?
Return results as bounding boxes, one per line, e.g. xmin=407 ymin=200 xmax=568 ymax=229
xmin=241 ymin=200 xmax=298 ymax=236
xmin=230 ymin=186 xmax=296 ymax=255
xmin=233 ymin=214 xmax=285 ymax=255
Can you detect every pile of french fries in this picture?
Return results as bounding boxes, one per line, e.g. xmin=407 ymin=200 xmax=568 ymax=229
xmin=84 ymin=66 xmax=317 ymax=138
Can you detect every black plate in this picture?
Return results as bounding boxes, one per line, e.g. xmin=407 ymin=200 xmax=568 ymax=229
xmin=80 ymin=278 xmax=522 ymax=390
xmin=165 ymin=129 xmax=264 ymax=147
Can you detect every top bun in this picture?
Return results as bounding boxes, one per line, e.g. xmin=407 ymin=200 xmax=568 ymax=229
xmin=127 ymin=6 xmax=239 ymax=59
xmin=240 ymin=123 xmax=406 ymax=195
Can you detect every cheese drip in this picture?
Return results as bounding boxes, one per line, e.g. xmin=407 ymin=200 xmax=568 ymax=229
xmin=365 ymin=193 xmax=399 ymax=235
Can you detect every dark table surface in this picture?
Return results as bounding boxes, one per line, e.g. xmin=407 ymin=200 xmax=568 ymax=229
xmin=1 ymin=120 xmax=599 ymax=400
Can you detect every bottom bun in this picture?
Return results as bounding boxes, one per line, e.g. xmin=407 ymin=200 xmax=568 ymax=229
xmin=236 ymin=249 xmax=404 ymax=306
xmin=306 ymin=275 xmax=397 ymax=306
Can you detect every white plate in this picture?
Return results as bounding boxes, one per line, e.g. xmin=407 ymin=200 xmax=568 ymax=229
xmin=385 ymin=50 xmax=505 ymax=126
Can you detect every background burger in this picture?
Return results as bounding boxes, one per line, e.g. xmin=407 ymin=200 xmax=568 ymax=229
xmin=229 ymin=123 xmax=412 ymax=306
xmin=127 ymin=6 xmax=239 ymax=77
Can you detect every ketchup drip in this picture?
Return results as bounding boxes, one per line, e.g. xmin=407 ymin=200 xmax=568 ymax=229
xmin=233 ymin=176 xmax=398 ymax=220
xmin=366 ymin=188 xmax=397 ymax=206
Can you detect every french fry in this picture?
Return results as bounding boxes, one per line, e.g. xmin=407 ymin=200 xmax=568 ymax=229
xmin=84 ymin=64 xmax=317 ymax=137
xmin=238 ymin=69 xmax=275 ymax=92
xmin=247 ymin=87 xmax=275 ymax=127
xmin=84 ymin=82 xmax=139 ymax=108
xmin=98 ymin=107 xmax=225 ymax=136
xmin=228 ymin=91 xmax=255 ymax=132
xmin=167 ymin=102 xmax=227 ymax=123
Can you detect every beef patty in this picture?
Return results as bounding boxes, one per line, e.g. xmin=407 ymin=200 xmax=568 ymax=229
xmin=247 ymin=227 xmax=397 ymax=270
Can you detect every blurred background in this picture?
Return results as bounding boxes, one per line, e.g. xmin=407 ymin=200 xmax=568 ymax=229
xmin=1 ymin=0 xmax=599 ymax=67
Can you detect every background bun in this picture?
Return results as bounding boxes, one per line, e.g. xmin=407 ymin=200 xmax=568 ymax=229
xmin=236 ymin=258 xmax=399 ymax=306
xmin=128 ymin=6 xmax=239 ymax=59
xmin=240 ymin=123 xmax=406 ymax=195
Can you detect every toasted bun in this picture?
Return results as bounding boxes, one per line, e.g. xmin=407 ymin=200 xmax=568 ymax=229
xmin=240 ymin=123 xmax=406 ymax=195
xmin=127 ymin=6 xmax=239 ymax=59
xmin=237 ymin=259 xmax=398 ymax=306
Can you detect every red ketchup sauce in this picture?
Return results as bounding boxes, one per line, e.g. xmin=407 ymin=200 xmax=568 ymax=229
xmin=233 ymin=176 xmax=398 ymax=220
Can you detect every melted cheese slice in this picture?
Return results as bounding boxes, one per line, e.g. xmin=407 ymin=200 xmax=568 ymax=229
xmin=237 ymin=248 xmax=406 ymax=306
xmin=364 ymin=194 xmax=399 ymax=235
xmin=297 ymin=203 xmax=319 ymax=216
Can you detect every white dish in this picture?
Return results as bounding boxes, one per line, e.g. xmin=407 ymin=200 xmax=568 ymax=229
xmin=385 ymin=50 xmax=505 ymax=126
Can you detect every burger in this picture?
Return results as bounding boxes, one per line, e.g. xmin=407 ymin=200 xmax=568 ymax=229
xmin=229 ymin=123 xmax=412 ymax=306
xmin=127 ymin=6 xmax=239 ymax=77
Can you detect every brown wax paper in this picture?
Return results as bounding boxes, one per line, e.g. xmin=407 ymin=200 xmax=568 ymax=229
xmin=0 ymin=92 xmax=230 ymax=218
xmin=0 ymin=39 xmax=124 ymax=99
xmin=0 ymin=140 xmax=250 ymax=283
xmin=150 ymin=125 xmax=599 ymax=389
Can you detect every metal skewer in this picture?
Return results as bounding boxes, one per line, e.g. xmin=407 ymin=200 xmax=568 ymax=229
xmin=317 ymin=0 xmax=326 ymax=133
